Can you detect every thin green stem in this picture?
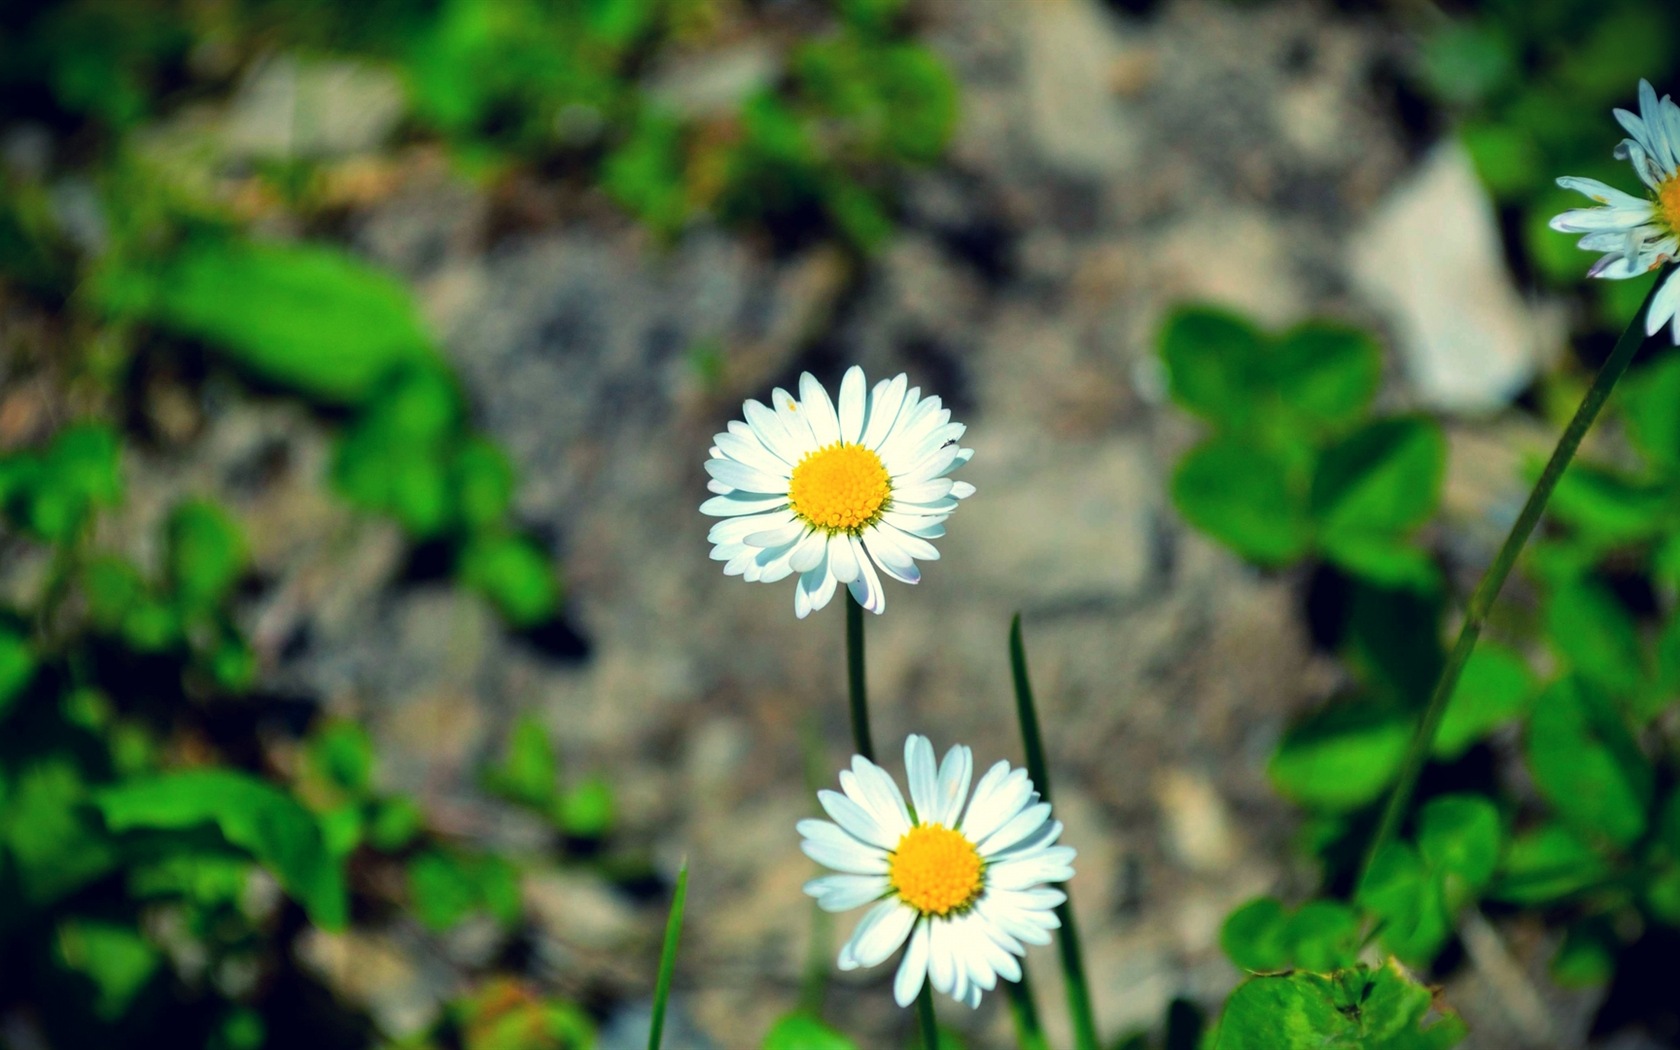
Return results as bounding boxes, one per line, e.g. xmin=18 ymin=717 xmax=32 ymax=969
xmin=648 ymin=859 xmax=690 ymax=1050
xmin=1356 ymin=279 xmax=1662 ymax=893
xmin=1005 ymin=964 xmax=1051 ymax=1050
xmin=846 ymin=592 xmax=874 ymax=762
xmin=915 ymin=984 xmax=939 ymax=1049
xmin=1009 ymin=614 xmax=1099 ymax=1050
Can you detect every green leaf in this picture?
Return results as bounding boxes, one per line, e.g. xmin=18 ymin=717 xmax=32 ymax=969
xmin=459 ymin=532 xmax=560 ymax=625
xmin=1172 ymin=436 xmax=1311 ymax=565
xmin=114 ymin=240 xmax=438 ymax=404
xmin=558 ymin=776 xmax=614 ymax=839
xmin=1269 ymin=322 xmax=1383 ymax=433
xmin=306 ymin=721 xmax=375 ymax=797
xmin=1526 ymin=676 xmax=1651 ymax=848
xmin=1546 ymin=580 xmax=1647 ymax=700
xmin=1418 ymin=23 xmax=1515 ymax=106
xmin=1159 ymin=307 xmax=1268 ymax=428
xmin=1550 ymin=919 xmax=1617 ymax=988
xmin=0 ymin=749 xmax=117 ymax=916
xmin=1311 ymin=417 xmax=1445 ymax=541
xmin=1417 ymin=794 xmax=1501 ymax=891
xmin=1622 ymin=355 xmax=1680 ymax=468
xmin=1269 ymin=700 xmax=1411 ymax=812
xmin=763 ymin=1012 xmax=859 ymax=1050
xmin=1434 ymin=644 xmax=1534 ymax=759
xmin=1547 ymin=463 xmax=1669 ymax=544
xmin=408 ymin=848 xmax=520 ymax=931
xmin=0 ymin=626 xmax=36 ymax=718
xmin=1213 ymin=960 xmax=1465 ymax=1050
xmin=1357 ymin=843 xmax=1452 ymax=965
xmin=366 ymin=796 xmax=424 ymax=852
xmin=52 ymin=919 xmax=161 ymax=1021
xmin=1284 ymin=901 xmax=1362 ymax=972
xmin=1489 ymin=824 xmax=1611 ymax=906
xmin=1221 ymin=897 xmax=1291 ymax=972
xmin=97 ymin=770 xmax=347 ymax=928
xmin=165 ymin=499 xmax=247 ymax=613
xmin=453 ymin=437 xmax=518 ymax=531
xmin=484 ymin=714 xmax=558 ymax=812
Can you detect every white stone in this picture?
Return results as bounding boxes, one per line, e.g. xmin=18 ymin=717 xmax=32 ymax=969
xmin=1350 ymin=140 xmax=1561 ymax=413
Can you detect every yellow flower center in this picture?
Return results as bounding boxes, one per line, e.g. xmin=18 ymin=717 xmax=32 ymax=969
xmin=787 ymin=442 xmax=891 ymax=533
xmin=1661 ymin=174 xmax=1680 ymax=236
xmin=888 ymin=824 xmax=984 ymax=917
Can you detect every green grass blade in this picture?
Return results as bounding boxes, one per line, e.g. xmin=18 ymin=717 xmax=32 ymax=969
xmin=648 ymin=859 xmax=690 ymax=1050
xmin=1006 ymin=962 xmax=1051 ymax=1050
xmin=1010 ymin=613 xmax=1099 ymax=1050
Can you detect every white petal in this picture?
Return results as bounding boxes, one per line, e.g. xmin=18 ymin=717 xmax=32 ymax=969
xmin=861 ymin=527 xmax=921 ymax=585
xmin=933 ymin=745 xmax=974 ymax=827
xmin=709 ymin=510 xmax=792 ymax=545
xmin=819 ymin=788 xmax=895 ymax=849
xmin=827 ymin=531 xmax=859 ymax=584
xmin=837 ymin=366 xmax=868 ymax=444
xmin=978 ymin=802 xmax=1053 ymax=855
xmin=906 ymin=735 xmax=939 ymax=823
xmin=715 ymin=430 xmax=791 ymax=478
xmin=705 ymin=457 xmax=787 ymax=495
xmin=849 ymin=549 xmax=886 ymax=614
xmin=745 ymin=519 xmax=807 ymax=548
xmin=799 ymin=373 xmax=843 ymax=447
xmin=926 ymin=920 xmax=958 ymax=997
xmin=700 ymin=492 xmax=788 ymax=517
xmin=804 ymin=873 xmax=890 ymax=913
xmin=862 ymin=374 xmax=910 ymax=450
xmin=950 ymin=481 xmax=976 ymax=499
xmin=1647 ymin=270 xmax=1680 ymax=337
xmin=843 ymin=758 xmax=913 ymax=841
xmin=893 ymin=920 xmax=931 ymax=1006
xmin=799 ymin=820 xmax=888 ymax=874
xmin=789 ymin=529 xmax=827 ymax=573
xmin=772 ymin=387 xmax=816 ymax=449
xmin=842 ymin=899 xmax=916 ymax=969
xmin=1556 ymin=176 xmax=1650 ymax=211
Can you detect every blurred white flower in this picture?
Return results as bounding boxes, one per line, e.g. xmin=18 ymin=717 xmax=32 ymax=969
xmin=798 ymin=735 xmax=1075 ymax=1009
xmin=701 ymin=367 xmax=973 ymax=618
xmin=1551 ymin=79 xmax=1680 ymax=342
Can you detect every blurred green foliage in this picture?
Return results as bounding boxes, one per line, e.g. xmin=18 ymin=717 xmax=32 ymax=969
xmin=1164 ymin=260 xmax=1680 ymax=1039
xmin=1212 ymin=961 xmax=1465 ymax=1050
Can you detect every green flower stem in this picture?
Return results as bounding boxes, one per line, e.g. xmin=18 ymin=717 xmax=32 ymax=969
xmin=648 ymin=859 xmax=690 ymax=1050
xmin=1009 ymin=614 xmax=1099 ymax=1050
xmin=916 ymin=984 xmax=939 ymax=1049
xmin=1005 ymin=965 xmax=1051 ymax=1050
xmin=846 ymin=592 xmax=874 ymax=762
xmin=1357 ymin=280 xmax=1661 ymax=892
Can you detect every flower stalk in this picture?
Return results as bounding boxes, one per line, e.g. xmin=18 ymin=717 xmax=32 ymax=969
xmin=1356 ymin=277 xmax=1663 ymax=892
xmin=846 ymin=592 xmax=874 ymax=762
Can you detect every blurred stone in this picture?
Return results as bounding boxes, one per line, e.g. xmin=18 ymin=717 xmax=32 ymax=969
xmin=297 ymin=928 xmax=445 ymax=1039
xmin=1151 ymin=208 xmax=1304 ymax=327
xmin=1349 ymin=140 xmax=1561 ymax=413
xmin=523 ymin=870 xmax=640 ymax=953
xmin=224 ymin=55 xmax=406 ymax=160
xmin=1154 ymin=768 xmax=1238 ymax=874
xmin=1020 ymin=0 xmax=1139 ymax=177
xmin=646 ymin=42 xmax=777 ymax=120
xmin=948 ymin=430 xmax=1161 ymax=607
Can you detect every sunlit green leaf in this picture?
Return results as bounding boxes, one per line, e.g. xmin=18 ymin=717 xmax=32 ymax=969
xmin=1213 ymin=960 xmax=1465 ymax=1050
xmin=97 ymin=770 xmax=347 ymax=928
xmin=558 ymin=776 xmax=614 ymax=839
xmin=1489 ymin=823 xmax=1611 ymax=906
xmin=1417 ymin=794 xmax=1502 ymax=891
xmin=763 ymin=1011 xmax=859 ymax=1050
xmin=1172 ymin=436 xmax=1310 ymax=565
xmin=484 ymin=714 xmax=558 ymax=812
xmin=1434 ymin=644 xmax=1534 ymax=758
xmin=165 ymin=499 xmax=247 ymax=613
xmin=1269 ymin=700 xmax=1410 ymax=812
xmin=1546 ymin=580 xmax=1647 ymax=700
xmin=1551 ymin=918 xmax=1617 ymax=988
xmin=1527 ymin=676 xmax=1651 ymax=848
xmin=0 ymin=627 xmax=36 ymax=718
xmin=111 ymin=240 xmax=437 ymax=404
xmin=1221 ymin=897 xmax=1290 ymax=972
xmin=1312 ymin=417 xmax=1445 ymax=540
xmin=1357 ymin=843 xmax=1451 ymax=965
xmin=459 ymin=532 xmax=560 ymax=625
xmin=1160 ymin=307 xmax=1268 ymax=428
xmin=52 ymin=919 xmax=161 ymax=1021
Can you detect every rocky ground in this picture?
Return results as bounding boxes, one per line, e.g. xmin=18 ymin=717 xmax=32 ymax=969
xmin=102 ymin=0 xmax=1630 ymax=1046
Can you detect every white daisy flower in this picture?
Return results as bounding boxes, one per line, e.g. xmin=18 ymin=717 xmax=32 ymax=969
xmin=1551 ymin=78 xmax=1680 ymax=343
xmin=700 ymin=367 xmax=974 ymax=618
xmin=798 ymin=735 xmax=1076 ymax=1009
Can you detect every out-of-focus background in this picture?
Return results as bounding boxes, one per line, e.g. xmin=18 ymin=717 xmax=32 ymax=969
xmin=4 ymin=0 xmax=1680 ymax=1047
